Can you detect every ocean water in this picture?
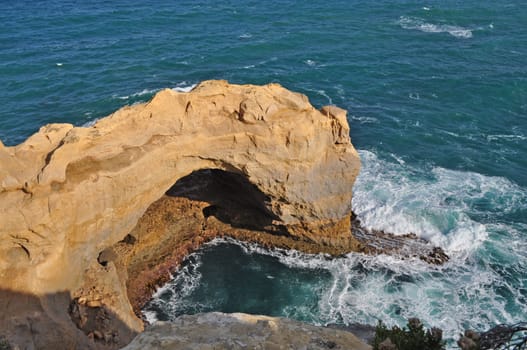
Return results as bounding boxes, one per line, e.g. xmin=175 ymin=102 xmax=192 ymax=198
xmin=2 ymin=0 xmax=526 ymax=346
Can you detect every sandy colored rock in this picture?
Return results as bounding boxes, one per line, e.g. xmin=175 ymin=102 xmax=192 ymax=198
xmin=0 ymin=81 xmax=360 ymax=349
xmin=122 ymin=312 xmax=372 ymax=350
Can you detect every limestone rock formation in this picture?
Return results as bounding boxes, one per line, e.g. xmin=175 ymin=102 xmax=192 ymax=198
xmin=122 ymin=312 xmax=372 ymax=350
xmin=0 ymin=80 xmax=361 ymax=349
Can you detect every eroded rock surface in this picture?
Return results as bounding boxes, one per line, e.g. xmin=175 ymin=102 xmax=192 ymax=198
xmin=122 ymin=312 xmax=372 ymax=350
xmin=351 ymin=215 xmax=449 ymax=265
xmin=0 ymin=81 xmax=361 ymax=349
xmin=114 ymin=171 xmax=364 ymax=315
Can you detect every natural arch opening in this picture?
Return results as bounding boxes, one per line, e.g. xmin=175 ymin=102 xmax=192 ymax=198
xmin=107 ymin=168 xmax=291 ymax=319
xmin=166 ymin=169 xmax=285 ymax=235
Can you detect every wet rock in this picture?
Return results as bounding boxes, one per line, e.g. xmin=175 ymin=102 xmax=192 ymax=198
xmin=351 ymin=214 xmax=449 ymax=264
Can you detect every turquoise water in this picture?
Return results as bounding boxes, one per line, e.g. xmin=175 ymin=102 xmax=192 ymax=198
xmin=2 ymin=1 xmax=526 ymax=346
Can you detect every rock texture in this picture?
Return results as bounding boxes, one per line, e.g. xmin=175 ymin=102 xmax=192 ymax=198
xmin=105 ymin=168 xmax=446 ymax=318
xmin=351 ymin=214 xmax=449 ymax=265
xmin=122 ymin=312 xmax=371 ymax=350
xmin=0 ymin=81 xmax=361 ymax=349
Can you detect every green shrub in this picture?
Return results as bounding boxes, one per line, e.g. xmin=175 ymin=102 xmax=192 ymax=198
xmin=372 ymin=318 xmax=445 ymax=350
xmin=0 ymin=336 xmax=11 ymax=350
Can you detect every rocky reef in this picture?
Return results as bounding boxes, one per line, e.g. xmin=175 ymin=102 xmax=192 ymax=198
xmin=0 ymin=80 xmax=447 ymax=349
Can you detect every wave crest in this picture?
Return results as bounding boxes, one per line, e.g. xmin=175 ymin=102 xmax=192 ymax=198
xmin=399 ymin=16 xmax=473 ymax=39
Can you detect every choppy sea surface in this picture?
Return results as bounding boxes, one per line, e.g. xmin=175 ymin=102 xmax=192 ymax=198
xmin=2 ymin=1 xmax=526 ymax=346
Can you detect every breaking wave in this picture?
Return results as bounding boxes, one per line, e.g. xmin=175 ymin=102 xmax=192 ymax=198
xmin=399 ymin=16 xmax=474 ymax=39
xmin=353 ymin=150 xmax=526 ymax=256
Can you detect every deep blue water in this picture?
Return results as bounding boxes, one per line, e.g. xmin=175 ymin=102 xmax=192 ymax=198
xmin=2 ymin=1 xmax=526 ymax=346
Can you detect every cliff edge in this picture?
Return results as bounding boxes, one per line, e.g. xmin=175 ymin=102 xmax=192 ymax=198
xmin=122 ymin=313 xmax=371 ymax=350
xmin=0 ymin=80 xmax=361 ymax=349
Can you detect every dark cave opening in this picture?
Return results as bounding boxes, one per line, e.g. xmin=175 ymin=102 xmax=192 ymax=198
xmin=166 ymin=169 xmax=286 ymax=235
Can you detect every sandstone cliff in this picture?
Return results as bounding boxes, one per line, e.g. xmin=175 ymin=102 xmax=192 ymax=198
xmin=0 ymin=80 xmax=361 ymax=349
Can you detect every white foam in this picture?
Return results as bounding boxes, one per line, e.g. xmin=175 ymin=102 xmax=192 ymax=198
xmin=241 ymin=57 xmax=277 ymax=70
xmin=81 ymin=118 xmax=100 ymax=127
xmin=172 ymin=83 xmax=197 ymax=93
xmin=201 ymin=237 xmax=526 ymax=346
xmin=486 ymin=134 xmax=526 ymax=142
xmin=352 ymin=150 xmax=527 ymax=255
xmin=143 ymin=310 xmax=159 ymax=324
xmin=299 ymin=86 xmax=333 ymax=105
xmin=141 ymin=252 xmax=203 ymax=321
xmin=318 ymin=90 xmax=333 ymax=104
xmin=440 ymin=130 xmax=460 ymax=138
xmin=399 ymin=16 xmax=473 ymax=39
xmin=239 ymin=33 xmax=252 ymax=39
xmin=349 ymin=115 xmax=379 ymax=124
xmin=390 ymin=153 xmax=405 ymax=165
xmin=114 ymin=83 xmax=196 ymax=101
xmin=323 ymin=256 xmax=514 ymax=342
xmin=115 ymin=88 xmax=160 ymax=100
xmin=409 ymin=92 xmax=420 ymax=100
xmin=305 ymin=59 xmax=316 ymax=66
xmin=145 ymin=150 xmax=527 ymax=345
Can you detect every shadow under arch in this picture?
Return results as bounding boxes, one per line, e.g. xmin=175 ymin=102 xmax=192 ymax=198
xmin=166 ymin=169 xmax=287 ymax=235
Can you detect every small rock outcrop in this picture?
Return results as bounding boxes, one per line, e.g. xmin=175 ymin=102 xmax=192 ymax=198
xmin=122 ymin=312 xmax=371 ymax=350
xmin=0 ymin=81 xmax=361 ymax=349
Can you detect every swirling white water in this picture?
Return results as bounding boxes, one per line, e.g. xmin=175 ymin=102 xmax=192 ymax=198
xmin=144 ymin=149 xmax=527 ymax=346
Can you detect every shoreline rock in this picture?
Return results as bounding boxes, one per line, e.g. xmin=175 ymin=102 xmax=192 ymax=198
xmin=122 ymin=312 xmax=372 ymax=350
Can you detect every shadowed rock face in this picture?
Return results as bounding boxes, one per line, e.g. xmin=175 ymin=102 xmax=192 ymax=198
xmin=0 ymin=289 xmax=135 ymax=350
xmin=167 ymin=169 xmax=284 ymax=234
xmin=0 ymin=80 xmax=360 ymax=348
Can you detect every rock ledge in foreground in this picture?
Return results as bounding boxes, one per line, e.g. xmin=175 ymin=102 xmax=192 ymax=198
xmin=122 ymin=312 xmax=371 ymax=350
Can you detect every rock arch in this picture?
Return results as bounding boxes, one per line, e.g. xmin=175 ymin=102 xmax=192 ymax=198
xmin=0 ymin=80 xmax=360 ymax=348
xmin=167 ymin=168 xmax=283 ymax=233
